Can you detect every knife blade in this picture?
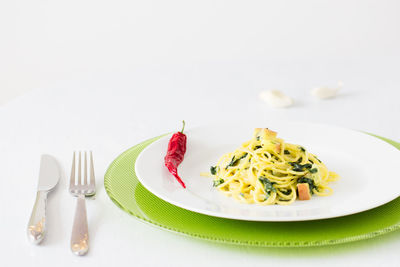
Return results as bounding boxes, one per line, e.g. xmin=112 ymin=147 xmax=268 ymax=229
xmin=27 ymin=155 xmax=61 ymax=244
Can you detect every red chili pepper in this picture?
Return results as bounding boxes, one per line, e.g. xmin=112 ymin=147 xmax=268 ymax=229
xmin=164 ymin=121 xmax=187 ymax=188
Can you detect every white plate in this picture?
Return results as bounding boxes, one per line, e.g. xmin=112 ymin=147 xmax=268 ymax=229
xmin=135 ymin=121 xmax=400 ymax=221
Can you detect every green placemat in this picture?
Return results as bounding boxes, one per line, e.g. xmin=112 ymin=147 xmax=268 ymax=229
xmin=104 ymin=134 xmax=400 ymax=247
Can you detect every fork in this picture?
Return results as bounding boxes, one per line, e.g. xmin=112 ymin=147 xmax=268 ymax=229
xmin=69 ymin=151 xmax=96 ymax=256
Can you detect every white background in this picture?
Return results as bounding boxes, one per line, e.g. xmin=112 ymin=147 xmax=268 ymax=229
xmin=1 ymin=0 xmax=400 ymax=266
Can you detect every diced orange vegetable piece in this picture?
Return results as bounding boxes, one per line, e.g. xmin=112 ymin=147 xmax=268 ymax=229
xmin=265 ymin=129 xmax=277 ymax=138
xmin=297 ymin=183 xmax=311 ymax=200
xmin=253 ymin=128 xmax=278 ymax=139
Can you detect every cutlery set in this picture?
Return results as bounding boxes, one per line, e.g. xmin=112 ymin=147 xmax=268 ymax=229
xmin=27 ymin=152 xmax=96 ymax=256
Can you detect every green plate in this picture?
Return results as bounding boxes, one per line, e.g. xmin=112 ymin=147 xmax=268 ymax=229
xmin=104 ymin=134 xmax=400 ymax=247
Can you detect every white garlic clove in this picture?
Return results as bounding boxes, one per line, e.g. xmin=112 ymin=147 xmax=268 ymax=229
xmin=259 ymin=90 xmax=294 ymax=108
xmin=311 ymin=82 xmax=343 ymax=99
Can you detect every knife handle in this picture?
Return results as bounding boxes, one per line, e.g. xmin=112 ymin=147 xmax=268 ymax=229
xmin=27 ymin=190 xmax=48 ymax=244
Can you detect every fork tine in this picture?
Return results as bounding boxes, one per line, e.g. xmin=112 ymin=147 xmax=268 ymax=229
xmin=70 ymin=152 xmax=76 ymax=188
xmin=78 ymin=151 xmax=82 ymax=185
xmin=90 ymin=151 xmax=96 ymax=187
xmin=84 ymin=151 xmax=88 ymax=185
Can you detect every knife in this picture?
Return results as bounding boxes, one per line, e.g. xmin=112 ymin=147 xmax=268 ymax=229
xmin=27 ymin=155 xmax=61 ymax=244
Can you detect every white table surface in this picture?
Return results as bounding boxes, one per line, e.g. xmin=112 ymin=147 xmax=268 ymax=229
xmin=2 ymin=0 xmax=400 ymax=266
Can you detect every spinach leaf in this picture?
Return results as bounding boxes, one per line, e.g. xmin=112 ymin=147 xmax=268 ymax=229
xmin=303 ymin=163 xmax=312 ymax=169
xmin=297 ymin=177 xmax=317 ymax=194
xmin=254 ymin=145 xmax=262 ymax=150
xmin=281 ymin=189 xmax=292 ymax=195
xmin=258 ymin=176 xmax=277 ymax=197
xmin=239 ymin=153 xmax=248 ymax=160
xmin=284 ymin=150 xmax=290 ymax=155
xmin=210 ymin=166 xmax=218 ymax=175
xmin=225 ymin=153 xmax=248 ymax=169
xmin=309 ymin=168 xmax=318 ymax=173
xmin=213 ymin=179 xmax=224 ymax=187
xmin=290 ymin=162 xmax=312 ymax=172
xmin=299 ymin=146 xmax=306 ymax=152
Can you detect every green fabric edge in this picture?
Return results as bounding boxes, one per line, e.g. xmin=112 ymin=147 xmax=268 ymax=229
xmin=104 ymin=133 xmax=400 ymax=247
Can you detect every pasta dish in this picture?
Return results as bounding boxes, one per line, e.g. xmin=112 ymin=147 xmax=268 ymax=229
xmin=209 ymin=128 xmax=338 ymax=205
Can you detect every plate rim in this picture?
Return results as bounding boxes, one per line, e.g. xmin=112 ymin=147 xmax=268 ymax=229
xmin=135 ymin=122 xmax=400 ymax=222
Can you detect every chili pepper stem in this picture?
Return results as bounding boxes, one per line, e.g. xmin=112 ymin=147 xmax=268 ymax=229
xmin=180 ymin=120 xmax=186 ymax=133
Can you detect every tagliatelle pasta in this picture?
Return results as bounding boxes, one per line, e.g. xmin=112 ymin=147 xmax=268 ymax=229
xmin=208 ymin=128 xmax=339 ymax=205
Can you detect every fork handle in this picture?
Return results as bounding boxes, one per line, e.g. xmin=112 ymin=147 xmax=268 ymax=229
xmin=71 ymin=195 xmax=89 ymax=256
xmin=27 ymin=190 xmax=48 ymax=244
